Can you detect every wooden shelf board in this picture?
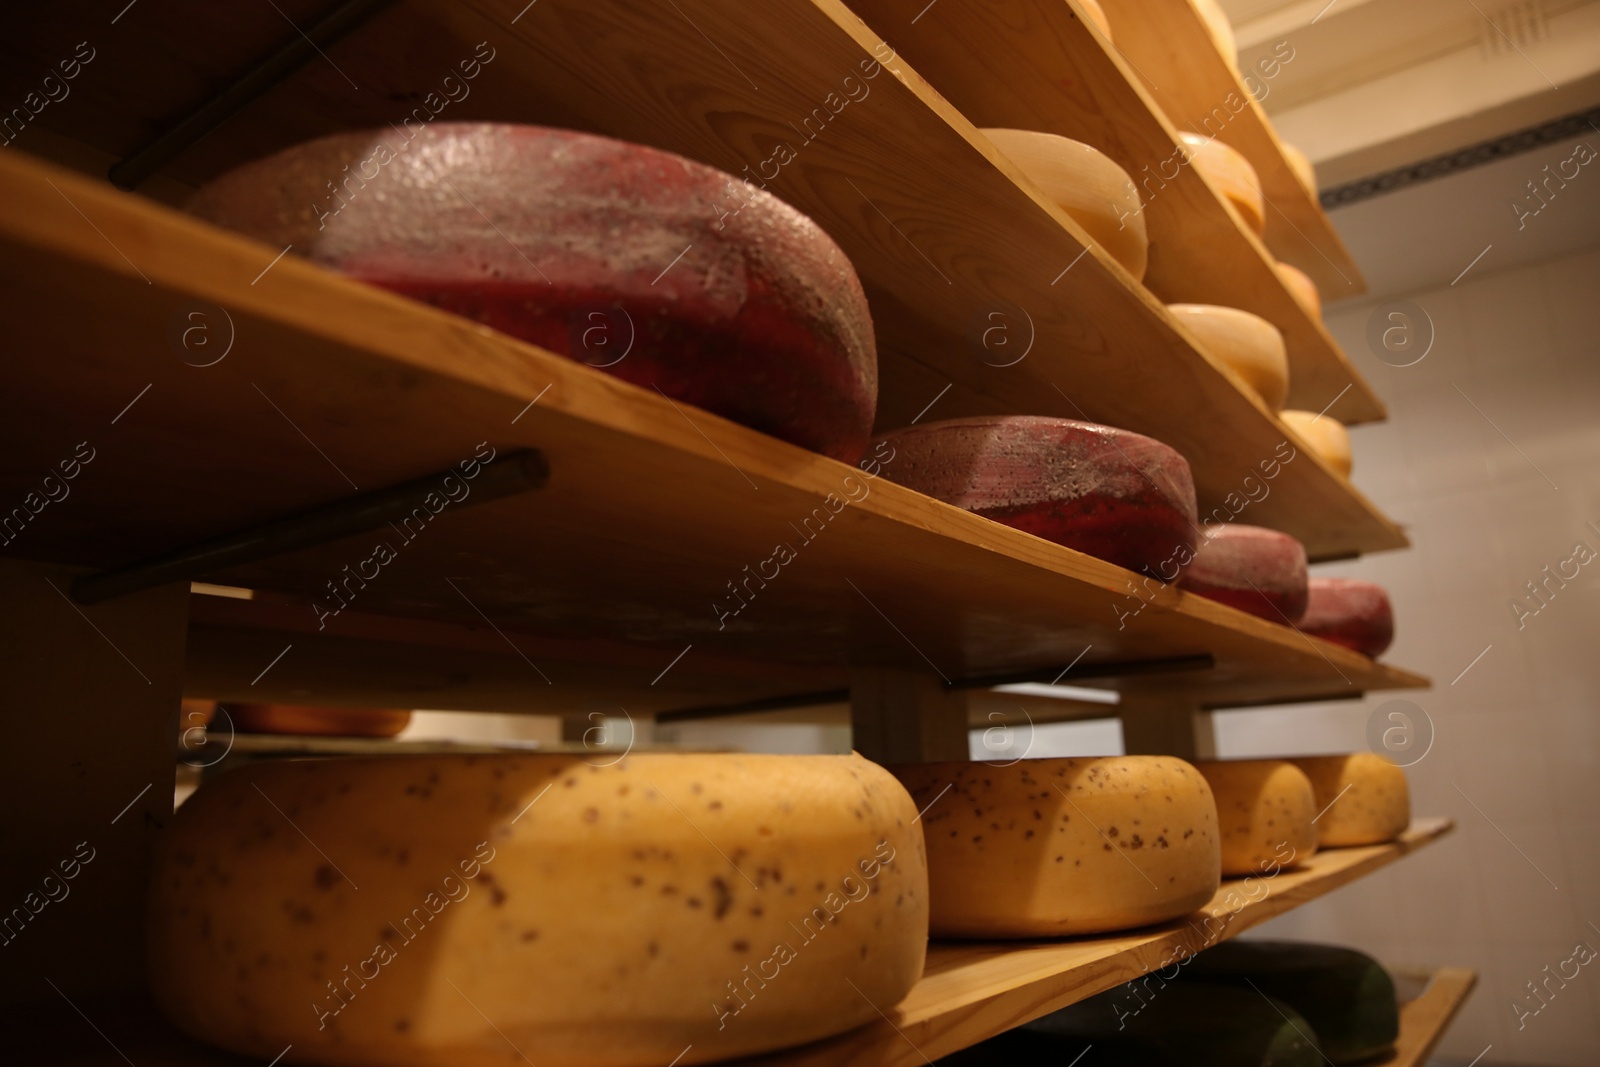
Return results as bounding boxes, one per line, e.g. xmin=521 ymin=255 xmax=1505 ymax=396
xmin=1095 ymin=0 xmax=1368 ymax=301
xmin=7 ymin=0 xmax=1403 ymax=557
xmin=6 ymin=821 xmax=1453 ymax=1066
xmin=0 ymin=152 xmax=1424 ymax=705
xmin=740 ymin=818 xmax=1454 ymax=1066
xmin=1383 ymin=966 xmax=1479 ymax=1067
xmin=845 ymin=0 xmax=1385 ymax=426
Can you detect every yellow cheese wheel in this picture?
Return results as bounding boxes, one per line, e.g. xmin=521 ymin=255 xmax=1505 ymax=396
xmin=148 ymin=753 xmax=929 ymax=1066
xmin=1282 ymin=142 xmax=1318 ymax=196
xmin=1195 ymin=760 xmax=1318 ymax=876
xmin=1274 ymin=261 xmax=1322 ymax=321
xmin=893 ymin=757 xmax=1220 ymax=937
xmin=982 ymin=128 xmax=1148 ymax=280
xmin=1281 ymin=410 xmax=1352 ymax=479
xmin=1193 ymin=0 xmax=1239 ymax=69
xmin=1078 ymin=0 xmax=1112 ymax=38
xmin=1180 ymin=132 xmax=1265 ymax=234
xmin=1289 ymin=753 xmax=1411 ymax=847
xmin=1167 ymin=303 xmax=1289 ymax=411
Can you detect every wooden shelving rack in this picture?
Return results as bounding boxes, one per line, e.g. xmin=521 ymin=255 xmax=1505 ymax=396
xmin=0 ymin=0 xmax=1470 ymax=1063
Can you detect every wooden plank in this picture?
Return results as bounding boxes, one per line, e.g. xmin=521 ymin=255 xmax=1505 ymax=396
xmin=850 ymin=667 xmax=972 ymax=762
xmin=0 ymin=561 xmax=189 ymax=1006
xmin=0 ymin=151 xmax=1425 ymax=702
xmin=5 ymin=0 xmax=1404 ymax=556
xmin=1095 ymin=0 xmax=1368 ymax=301
xmin=1382 ymin=967 xmax=1478 ymax=1067
xmin=844 ymin=0 xmax=1384 ymax=425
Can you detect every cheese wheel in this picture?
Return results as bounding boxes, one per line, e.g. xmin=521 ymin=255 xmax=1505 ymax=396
xmin=1282 ymin=142 xmax=1318 ymax=196
xmin=1288 ymin=753 xmax=1410 ymax=847
xmin=1194 ymin=760 xmax=1318 ymax=875
xmin=1300 ymin=578 xmax=1393 ymax=656
xmin=1274 ymin=261 xmax=1322 ymax=321
xmin=1168 ymin=304 xmax=1289 ymax=411
xmin=893 ymin=757 xmax=1220 ymax=937
xmin=148 ymin=753 xmax=929 ymax=1066
xmin=1281 ymin=410 xmax=1352 ymax=478
xmin=1193 ymin=0 xmax=1240 ymax=70
xmin=874 ymin=416 xmax=1198 ymax=580
xmin=1181 ymin=525 xmax=1309 ymax=621
xmin=1180 ymin=132 xmax=1265 ymax=234
xmin=982 ymin=129 xmax=1147 ymax=279
xmin=1077 ymin=0 xmax=1112 ymax=38
xmin=187 ymin=124 xmax=878 ymax=463
xmin=227 ymin=704 xmax=413 ymax=738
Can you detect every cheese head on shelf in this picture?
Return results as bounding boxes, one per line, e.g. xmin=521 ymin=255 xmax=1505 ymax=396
xmin=1181 ymin=524 xmax=1310 ymax=622
xmin=1281 ymin=410 xmax=1353 ymax=479
xmin=1274 ymin=261 xmax=1322 ymax=321
xmin=1300 ymin=577 xmax=1394 ymax=657
xmin=1179 ymin=132 xmax=1264 ymax=234
xmin=1289 ymin=753 xmax=1411 ymax=847
xmin=1167 ymin=303 xmax=1289 ymax=412
xmin=892 ymin=756 xmax=1221 ymax=937
xmin=981 ymin=128 xmax=1148 ymax=280
xmin=1194 ymin=759 xmax=1318 ymax=875
xmin=148 ymin=752 xmax=929 ymax=1066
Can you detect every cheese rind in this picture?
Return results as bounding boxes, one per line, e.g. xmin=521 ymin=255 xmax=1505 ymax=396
xmin=1077 ymin=0 xmax=1112 ymax=38
xmin=1288 ymin=753 xmax=1410 ymax=847
xmin=148 ymin=753 xmax=928 ymax=1066
xmin=1194 ymin=760 xmax=1318 ymax=875
xmin=873 ymin=416 xmax=1199 ymax=580
xmin=892 ymin=757 xmax=1220 ymax=937
xmin=1300 ymin=578 xmax=1393 ymax=656
xmin=1282 ymin=411 xmax=1352 ymax=479
xmin=1182 ymin=525 xmax=1309 ymax=621
xmin=1179 ymin=133 xmax=1264 ymax=234
xmin=1282 ymin=143 xmax=1318 ymax=196
xmin=1274 ymin=262 xmax=1322 ymax=321
xmin=982 ymin=129 xmax=1148 ymax=279
xmin=1168 ymin=304 xmax=1289 ymax=412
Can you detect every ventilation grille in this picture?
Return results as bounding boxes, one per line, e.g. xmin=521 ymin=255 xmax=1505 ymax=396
xmin=1478 ymin=0 xmax=1549 ymax=55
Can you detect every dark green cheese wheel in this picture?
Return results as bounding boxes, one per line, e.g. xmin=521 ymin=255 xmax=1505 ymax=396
xmin=940 ymin=982 xmax=1321 ymax=1066
xmin=1184 ymin=940 xmax=1399 ymax=1064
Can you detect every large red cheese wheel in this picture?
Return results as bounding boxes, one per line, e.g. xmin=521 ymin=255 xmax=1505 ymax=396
xmin=188 ymin=124 xmax=878 ymax=462
xmin=1181 ymin=525 xmax=1309 ymax=621
xmin=875 ymin=416 xmax=1198 ymax=578
xmin=1299 ymin=578 xmax=1394 ymax=657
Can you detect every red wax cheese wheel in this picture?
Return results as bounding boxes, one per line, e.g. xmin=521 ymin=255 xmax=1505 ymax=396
xmin=875 ymin=416 xmax=1198 ymax=579
xmin=1181 ymin=525 xmax=1309 ymax=621
xmin=188 ymin=124 xmax=878 ymax=462
xmin=1300 ymin=578 xmax=1394 ymax=657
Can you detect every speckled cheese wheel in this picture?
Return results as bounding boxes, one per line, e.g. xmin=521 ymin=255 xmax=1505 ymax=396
xmin=1181 ymin=525 xmax=1309 ymax=621
xmin=1288 ymin=754 xmax=1411 ymax=847
xmin=892 ymin=757 xmax=1220 ymax=937
xmin=1274 ymin=262 xmax=1322 ymax=320
xmin=1300 ymin=578 xmax=1393 ymax=656
xmin=1194 ymin=760 xmax=1318 ymax=876
xmin=1179 ymin=133 xmax=1264 ymax=234
xmin=147 ymin=753 xmax=928 ymax=1066
xmin=186 ymin=124 xmax=878 ymax=463
xmin=1282 ymin=410 xmax=1352 ymax=479
xmin=1167 ymin=304 xmax=1289 ymax=412
xmin=982 ymin=129 xmax=1147 ymax=279
xmin=873 ymin=416 xmax=1198 ymax=580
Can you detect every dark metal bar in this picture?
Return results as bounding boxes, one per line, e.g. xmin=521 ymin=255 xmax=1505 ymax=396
xmin=654 ymin=689 xmax=851 ymax=725
xmin=72 ymin=449 xmax=548 ymax=604
xmin=946 ymin=653 xmax=1215 ymax=692
xmin=108 ymin=0 xmax=400 ymax=189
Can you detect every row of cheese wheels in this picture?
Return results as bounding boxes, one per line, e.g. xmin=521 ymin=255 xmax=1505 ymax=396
xmin=151 ymin=749 xmax=1408 ymax=1066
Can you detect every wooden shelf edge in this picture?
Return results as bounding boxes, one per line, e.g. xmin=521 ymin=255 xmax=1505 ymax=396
xmin=739 ymin=818 xmax=1455 ymax=1066
xmin=1383 ymin=967 xmax=1479 ymax=1067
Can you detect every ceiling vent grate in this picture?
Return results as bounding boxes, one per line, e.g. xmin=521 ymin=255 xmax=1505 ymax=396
xmin=1478 ymin=0 xmax=1549 ymax=56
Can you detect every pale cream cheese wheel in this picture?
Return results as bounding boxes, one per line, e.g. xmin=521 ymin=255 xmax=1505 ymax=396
xmin=1078 ymin=0 xmax=1112 ymax=38
xmin=148 ymin=753 xmax=929 ymax=1066
xmin=1282 ymin=142 xmax=1318 ymax=196
xmin=894 ymin=757 xmax=1220 ymax=937
xmin=1193 ymin=0 xmax=1239 ymax=69
xmin=1195 ymin=760 xmax=1318 ymax=876
xmin=983 ymin=128 xmax=1149 ymax=280
xmin=1282 ymin=409 xmax=1352 ymax=478
xmin=1168 ymin=303 xmax=1289 ymax=411
xmin=1274 ymin=261 xmax=1322 ymax=321
xmin=1289 ymin=753 xmax=1411 ymax=847
xmin=1180 ymin=132 xmax=1265 ymax=234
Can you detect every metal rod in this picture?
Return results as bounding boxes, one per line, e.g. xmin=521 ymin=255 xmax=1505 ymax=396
xmin=654 ymin=689 xmax=850 ymax=725
xmin=72 ymin=449 xmax=548 ymax=604
xmin=946 ymin=653 xmax=1215 ymax=692
xmin=108 ymin=0 xmax=399 ymax=189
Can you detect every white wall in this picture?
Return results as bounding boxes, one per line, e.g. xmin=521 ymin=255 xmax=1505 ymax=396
xmin=1217 ymin=245 xmax=1600 ymax=1065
